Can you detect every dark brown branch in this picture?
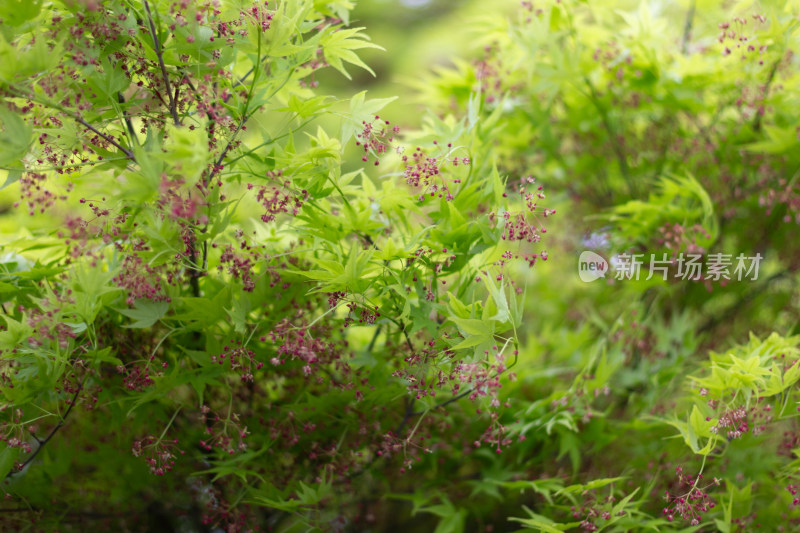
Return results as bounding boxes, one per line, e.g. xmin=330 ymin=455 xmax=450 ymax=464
xmin=206 ymin=115 xmax=248 ymax=186
xmin=173 ymin=81 xmax=181 ymax=114
xmin=196 ymin=114 xmax=249 ymax=274
xmin=345 ymin=396 xmax=415 ymax=481
xmin=583 ymin=77 xmax=631 ymax=191
xmin=681 ymin=0 xmax=696 ymax=54
xmin=27 ymin=428 xmax=43 ymax=445
xmin=117 ymin=92 xmax=138 ymax=145
xmin=0 ymin=505 xmax=124 ymax=520
xmin=5 ymin=86 xmax=135 ymax=161
xmin=366 ymin=325 xmax=382 ymax=353
xmin=76 ymin=117 xmax=135 ymax=160
xmin=411 ymin=389 xmax=471 ymax=417
xmin=698 ymin=269 xmax=788 ymax=334
xmin=393 ymin=396 xmax=416 ymax=437
xmin=7 ymin=380 xmax=84 ymax=479
xmin=228 ymin=67 xmax=255 ymax=100
xmin=753 ymin=56 xmax=781 ymax=132
xmin=398 ymin=321 xmax=414 ymax=353
xmin=144 ymin=0 xmax=180 ymax=125
xmin=188 ymin=262 xmax=201 ymax=297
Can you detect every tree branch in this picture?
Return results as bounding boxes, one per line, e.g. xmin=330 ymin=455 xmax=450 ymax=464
xmin=366 ymin=325 xmax=382 ymax=353
xmin=698 ymin=270 xmax=788 ymax=334
xmin=583 ymin=77 xmax=632 ymax=193
xmin=398 ymin=321 xmax=414 ymax=353
xmin=6 ymin=86 xmax=135 ymax=161
xmin=76 ymin=117 xmax=135 ymax=160
xmin=144 ymin=0 xmax=180 ymax=125
xmin=117 ymin=92 xmax=138 ymax=145
xmin=411 ymin=389 xmax=472 ymax=417
xmin=7 ymin=380 xmax=84 ymax=479
xmin=681 ymin=0 xmax=696 ymax=54
xmin=753 ymin=56 xmax=781 ymax=132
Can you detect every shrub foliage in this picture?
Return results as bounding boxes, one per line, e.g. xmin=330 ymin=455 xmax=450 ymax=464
xmin=1 ymin=0 xmax=800 ymax=531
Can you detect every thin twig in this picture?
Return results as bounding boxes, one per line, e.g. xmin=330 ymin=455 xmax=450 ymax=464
xmin=345 ymin=395 xmax=415 ymax=481
xmin=583 ymin=77 xmax=631 ymax=192
xmin=753 ymin=56 xmax=781 ymax=132
xmin=1 ymin=156 xmax=130 ymax=174
xmin=7 ymin=380 xmax=85 ymax=479
xmin=144 ymin=1 xmax=180 ymax=125
xmin=117 ymin=92 xmax=138 ymax=144
xmin=410 ymin=389 xmax=472 ymax=417
xmin=0 ymin=505 xmax=125 ymax=520
xmin=76 ymin=117 xmax=135 ymax=160
xmin=393 ymin=396 xmax=416 ymax=437
xmin=199 ymin=26 xmax=263 ymax=271
xmin=5 ymin=86 xmax=135 ymax=161
xmin=398 ymin=321 xmax=414 ymax=353
xmin=187 ymin=237 xmax=201 ymax=297
xmin=229 ymin=66 xmax=255 ymax=99
xmin=698 ymin=270 xmax=788 ymax=334
xmin=366 ymin=325 xmax=382 ymax=353
xmin=204 ymin=23 xmax=263 ymax=187
xmin=208 ymin=117 xmax=247 ymax=185
xmin=681 ymin=0 xmax=696 ymax=54
xmin=27 ymin=428 xmax=43 ymax=445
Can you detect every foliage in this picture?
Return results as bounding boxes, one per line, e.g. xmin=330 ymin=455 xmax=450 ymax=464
xmin=0 ymin=0 xmax=548 ymax=530
xmin=2 ymin=0 xmax=800 ymax=531
xmin=411 ymin=0 xmax=800 ymax=530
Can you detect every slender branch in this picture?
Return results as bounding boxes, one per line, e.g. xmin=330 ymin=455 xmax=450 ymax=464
xmin=398 ymin=321 xmax=414 ymax=353
xmin=228 ymin=66 xmax=255 ymax=99
xmin=173 ymin=80 xmax=181 ymax=114
xmin=698 ymin=269 xmax=788 ymax=334
xmin=187 ymin=237 xmax=201 ymax=297
xmin=144 ymin=0 xmax=180 ymax=125
xmin=6 ymin=86 xmax=135 ymax=161
xmin=411 ymin=389 xmax=471 ymax=417
xmin=0 ymin=156 xmax=130 ymax=174
xmin=393 ymin=396 xmax=416 ymax=437
xmin=208 ymin=117 xmax=247 ymax=185
xmin=583 ymin=77 xmax=631 ymax=191
xmin=409 ymin=338 xmax=516 ymax=417
xmin=117 ymin=92 xmax=138 ymax=144
xmin=753 ymin=56 xmax=781 ymax=132
xmin=681 ymin=0 xmax=696 ymax=54
xmin=27 ymin=428 xmax=43 ymax=445
xmin=198 ymin=25 xmax=263 ymax=271
xmin=344 ymin=366 xmax=484 ymax=480
xmin=76 ymin=117 xmax=135 ymax=160
xmin=345 ymin=394 xmax=417 ymax=480
xmin=205 ymin=24 xmax=263 ymax=187
xmin=366 ymin=325 xmax=382 ymax=353
xmin=0 ymin=505 xmax=125 ymax=520
xmin=7 ymin=380 xmax=84 ymax=479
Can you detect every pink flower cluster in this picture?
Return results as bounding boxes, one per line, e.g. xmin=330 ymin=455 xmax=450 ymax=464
xmin=356 ymin=115 xmax=399 ymax=165
xmin=131 ymin=435 xmax=184 ymax=476
xmin=211 ymin=341 xmax=263 ymax=382
xmin=113 ymin=254 xmax=170 ymax=306
xmin=199 ymin=405 xmax=249 ymax=454
xmin=662 ymin=467 xmax=718 ymax=525
xmin=403 ymin=143 xmax=468 ymax=202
